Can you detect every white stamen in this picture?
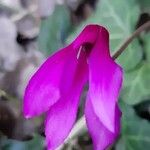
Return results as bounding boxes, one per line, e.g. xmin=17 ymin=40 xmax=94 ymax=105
xmin=77 ymin=46 xmax=82 ymax=59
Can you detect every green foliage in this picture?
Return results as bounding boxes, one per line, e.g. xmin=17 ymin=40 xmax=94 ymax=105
xmin=116 ymin=102 xmax=150 ymax=150
xmin=121 ymin=33 xmax=150 ymax=105
xmin=121 ymin=32 xmax=150 ymax=105
xmin=143 ymin=33 xmax=150 ymax=61
xmin=38 ymin=5 xmax=71 ymax=56
xmin=67 ymin=0 xmax=143 ymax=71
xmin=0 ymin=135 xmax=44 ymax=150
xmin=137 ymin=0 xmax=150 ymax=12
xmin=121 ymin=62 xmax=150 ymax=105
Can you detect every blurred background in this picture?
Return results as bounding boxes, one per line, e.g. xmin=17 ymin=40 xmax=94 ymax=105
xmin=0 ymin=0 xmax=150 ymax=149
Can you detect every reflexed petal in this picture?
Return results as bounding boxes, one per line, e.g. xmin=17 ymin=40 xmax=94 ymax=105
xmin=23 ymin=45 xmax=76 ymax=118
xmin=88 ymin=27 xmax=123 ymax=132
xmin=45 ymin=49 xmax=88 ymax=150
xmin=85 ymin=96 xmax=121 ymax=150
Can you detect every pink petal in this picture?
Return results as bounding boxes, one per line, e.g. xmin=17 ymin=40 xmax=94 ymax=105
xmin=85 ymin=95 xmax=121 ymax=150
xmin=73 ymin=25 xmax=99 ymax=50
xmin=45 ymin=48 xmax=88 ymax=150
xmin=88 ymin=27 xmax=123 ymax=133
xmin=23 ymin=45 xmax=77 ymax=118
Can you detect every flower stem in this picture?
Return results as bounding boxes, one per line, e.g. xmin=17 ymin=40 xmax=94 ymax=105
xmin=112 ymin=21 xmax=150 ymax=60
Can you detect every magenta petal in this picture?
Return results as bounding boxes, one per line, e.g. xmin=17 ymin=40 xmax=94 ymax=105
xmin=45 ymin=96 xmax=79 ymax=150
xmin=88 ymin=27 xmax=123 ymax=132
xmin=85 ymin=96 xmax=121 ymax=150
xmin=45 ymin=49 xmax=88 ymax=150
xmin=73 ymin=25 xmax=99 ymax=50
xmin=23 ymin=45 xmax=76 ymax=118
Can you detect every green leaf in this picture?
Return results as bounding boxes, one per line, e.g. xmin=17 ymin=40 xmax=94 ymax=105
xmin=38 ymin=5 xmax=71 ymax=56
xmin=121 ymin=62 xmax=150 ymax=105
xmin=67 ymin=0 xmax=142 ymax=71
xmin=116 ymin=102 xmax=150 ymax=150
xmin=136 ymin=0 xmax=150 ymax=12
xmin=143 ymin=33 xmax=150 ymax=62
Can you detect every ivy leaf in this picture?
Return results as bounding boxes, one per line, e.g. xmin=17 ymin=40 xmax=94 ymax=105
xmin=143 ymin=33 xmax=150 ymax=62
xmin=121 ymin=62 xmax=150 ymax=105
xmin=137 ymin=0 xmax=150 ymax=12
xmin=67 ymin=0 xmax=142 ymax=71
xmin=116 ymin=102 xmax=150 ymax=150
xmin=38 ymin=5 xmax=71 ymax=56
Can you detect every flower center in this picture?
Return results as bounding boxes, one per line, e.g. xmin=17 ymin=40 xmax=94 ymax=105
xmin=76 ymin=43 xmax=93 ymax=61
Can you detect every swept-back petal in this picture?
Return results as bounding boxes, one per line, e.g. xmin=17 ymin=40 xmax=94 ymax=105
xmin=88 ymin=27 xmax=123 ymax=132
xmin=45 ymin=49 xmax=88 ymax=150
xmin=23 ymin=45 xmax=76 ymax=118
xmin=85 ymin=95 xmax=121 ymax=150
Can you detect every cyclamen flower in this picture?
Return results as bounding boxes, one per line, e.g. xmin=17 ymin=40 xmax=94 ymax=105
xmin=23 ymin=25 xmax=123 ymax=150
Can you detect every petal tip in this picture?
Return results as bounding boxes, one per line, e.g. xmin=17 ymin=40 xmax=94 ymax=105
xmin=23 ymin=108 xmax=32 ymax=119
xmin=24 ymin=115 xmax=32 ymax=119
xmin=107 ymin=122 xmax=115 ymax=133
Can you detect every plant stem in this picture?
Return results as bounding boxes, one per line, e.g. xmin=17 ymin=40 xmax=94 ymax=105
xmin=56 ymin=116 xmax=86 ymax=150
xmin=112 ymin=21 xmax=150 ymax=59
